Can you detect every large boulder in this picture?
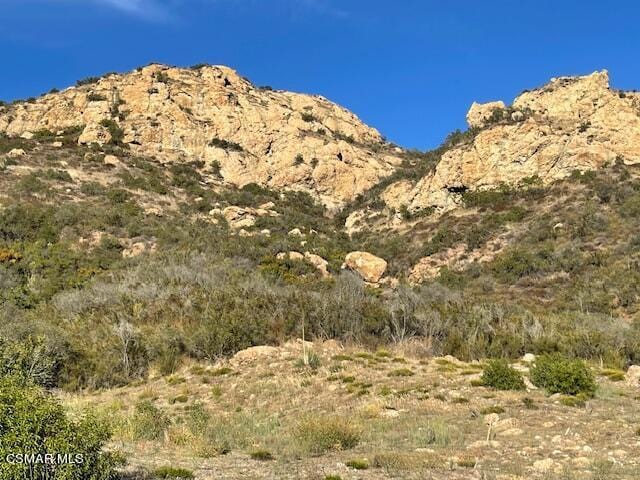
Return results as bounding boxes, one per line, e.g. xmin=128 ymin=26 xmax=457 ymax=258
xmin=342 ymin=251 xmax=387 ymax=283
xmin=222 ymin=206 xmax=256 ymax=229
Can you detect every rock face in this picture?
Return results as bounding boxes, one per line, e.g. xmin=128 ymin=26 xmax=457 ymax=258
xmin=0 ymin=64 xmax=402 ymax=210
xmin=466 ymin=101 xmax=506 ymax=129
xmin=386 ymin=71 xmax=640 ymax=213
xmin=342 ymin=251 xmax=387 ymax=283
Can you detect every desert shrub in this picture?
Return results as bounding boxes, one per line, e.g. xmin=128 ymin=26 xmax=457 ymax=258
xmin=130 ymin=400 xmax=170 ymax=441
xmin=481 ymin=359 xmax=525 ymax=390
xmin=301 ymin=112 xmax=317 ymax=122
xmin=153 ymin=466 xmax=194 ymax=479
xmin=249 ymin=449 xmax=274 ymax=461
xmin=480 ymin=405 xmax=505 ymax=415
xmin=170 ymin=163 xmax=203 ymax=191
xmin=86 ymin=93 xmax=107 ymax=102
xmin=99 ymin=119 xmax=124 ymax=145
xmin=17 ymin=172 xmax=49 ymax=194
xmin=0 ymin=336 xmax=57 ymax=387
xmin=258 ymin=256 xmax=318 ymax=283
xmin=530 ymin=354 xmax=596 ymax=396
xmin=209 ymin=137 xmax=244 ymax=152
xmin=345 ymin=459 xmax=368 ymax=470
xmin=153 ymin=71 xmax=170 ymax=83
xmin=41 ymin=168 xmax=73 ymax=182
xmin=0 ymin=376 xmax=120 ymax=480
xmin=417 ymin=418 xmax=452 ymax=447
xmin=294 ymin=416 xmax=360 ymax=455
xmin=76 ymin=77 xmax=100 ymax=86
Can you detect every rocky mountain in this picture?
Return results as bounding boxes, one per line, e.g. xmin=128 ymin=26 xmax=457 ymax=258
xmin=0 ymin=64 xmax=401 ymax=210
xmin=3 ymin=66 xmax=640 ymax=480
xmin=382 ymin=71 xmax=640 ymax=213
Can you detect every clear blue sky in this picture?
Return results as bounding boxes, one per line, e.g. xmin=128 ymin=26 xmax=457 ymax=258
xmin=2 ymin=1 xmax=639 ymax=149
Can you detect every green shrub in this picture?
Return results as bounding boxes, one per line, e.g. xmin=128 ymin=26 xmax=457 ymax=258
xmin=209 ymin=137 xmax=243 ymax=152
xmin=153 ymin=466 xmax=194 ymax=479
xmin=481 ymin=359 xmax=525 ymax=390
xmin=76 ymin=77 xmax=100 ymax=86
xmin=388 ymin=368 xmax=414 ymax=377
xmin=417 ymin=418 xmax=452 ymax=447
xmin=0 ymin=336 xmax=56 ymax=387
xmin=345 ymin=459 xmax=369 ymax=470
xmin=99 ymin=119 xmax=124 ymax=145
xmin=301 ymin=112 xmax=317 ymax=122
xmin=86 ymin=93 xmax=107 ymax=102
xmin=0 ymin=376 xmax=121 ymax=480
xmin=295 ymin=416 xmax=360 ymax=455
xmin=249 ymin=449 xmax=274 ymax=461
xmin=131 ymin=400 xmax=170 ymax=440
xmin=530 ymin=354 xmax=596 ymax=397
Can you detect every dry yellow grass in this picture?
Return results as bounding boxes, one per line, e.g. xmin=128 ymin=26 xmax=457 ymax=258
xmin=61 ymin=341 xmax=640 ymax=480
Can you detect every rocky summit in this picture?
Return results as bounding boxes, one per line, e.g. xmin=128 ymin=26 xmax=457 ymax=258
xmin=0 ymin=64 xmax=402 ymax=210
xmin=382 ymin=70 xmax=640 ymax=213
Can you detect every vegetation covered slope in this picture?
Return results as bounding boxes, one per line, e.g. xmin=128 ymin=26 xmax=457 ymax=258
xmin=1 ymin=120 xmax=639 ymax=393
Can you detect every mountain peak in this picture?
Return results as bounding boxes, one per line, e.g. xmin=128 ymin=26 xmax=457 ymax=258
xmin=0 ymin=64 xmax=402 ymax=209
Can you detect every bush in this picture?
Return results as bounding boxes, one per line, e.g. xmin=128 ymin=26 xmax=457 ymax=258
xmin=294 ymin=416 xmax=360 ymax=455
xmin=0 ymin=376 xmax=120 ymax=480
xmin=76 ymin=77 xmax=100 ymax=86
xmin=481 ymin=359 xmax=525 ymax=390
xmin=153 ymin=466 xmax=194 ymax=479
xmin=209 ymin=137 xmax=243 ymax=152
xmin=130 ymin=400 xmax=170 ymax=440
xmin=249 ymin=449 xmax=274 ymax=461
xmin=530 ymin=354 xmax=596 ymax=396
xmin=417 ymin=418 xmax=452 ymax=447
xmin=345 ymin=459 xmax=369 ymax=470
xmin=0 ymin=336 xmax=57 ymax=387
xmin=99 ymin=119 xmax=124 ymax=145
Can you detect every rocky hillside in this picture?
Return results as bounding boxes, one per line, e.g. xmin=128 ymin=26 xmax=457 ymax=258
xmin=0 ymin=64 xmax=402 ymax=210
xmin=3 ymin=67 xmax=640 ymax=480
xmin=381 ymin=71 xmax=640 ymax=213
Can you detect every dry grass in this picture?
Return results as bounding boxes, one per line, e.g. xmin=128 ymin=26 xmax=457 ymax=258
xmin=62 ymin=342 xmax=640 ymax=479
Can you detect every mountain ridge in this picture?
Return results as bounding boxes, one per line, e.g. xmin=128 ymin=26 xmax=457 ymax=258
xmin=0 ymin=63 xmax=402 ymax=210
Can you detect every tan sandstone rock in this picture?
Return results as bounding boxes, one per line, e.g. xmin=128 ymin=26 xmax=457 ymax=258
xmin=385 ymin=71 xmax=640 ymax=214
xmin=304 ymin=252 xmax=330 ymax=277
xmin=7 ymin=148 xmax=25 ymax=158
xmin=466 ymin=101 xmax=506 ymax=129
xmin=0 ymin=64 xmax=402 ymax=209
xmin=343 ymin=251 xmax=388 ymax=283
xmin=222 ymin=206 xmax=257 ymax=229
xmin=626 ymin=365 xmax=640 ymax=387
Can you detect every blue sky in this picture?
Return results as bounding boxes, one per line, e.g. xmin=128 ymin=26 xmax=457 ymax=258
xmin=2 ymin=1 xmax=639 ymax=149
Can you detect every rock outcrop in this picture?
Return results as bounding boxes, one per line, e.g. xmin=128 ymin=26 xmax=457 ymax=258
xmin=0 ymin=64 xmax=402 ymax=210
xmin=385 ymin=71 xmax=640 ymax=213
xmin=342 ymin=251 xmax=387 ymax=283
